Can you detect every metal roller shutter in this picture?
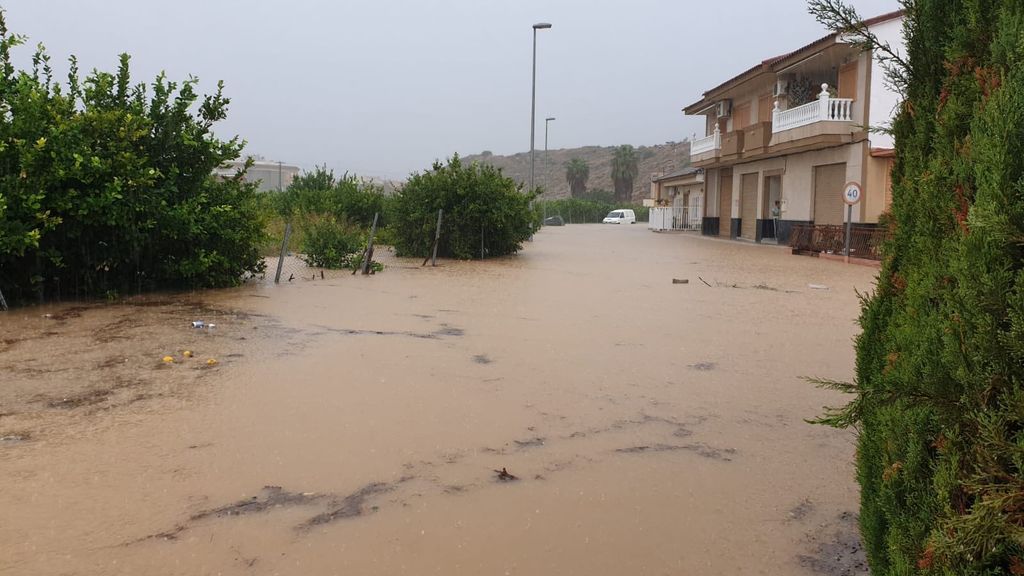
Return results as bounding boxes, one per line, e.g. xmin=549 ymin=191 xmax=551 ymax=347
xmin=719 ymin=171 xmax=733 ymax=237
xmin=740 ymin=173 xmax=758 ymax=240
xmin=813 ymin=163 xmax=847 ymax=226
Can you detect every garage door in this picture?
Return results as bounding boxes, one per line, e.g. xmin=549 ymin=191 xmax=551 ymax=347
xmin=719 ymin=171 xmax=733 ymax=237
xmin=813 ymin=163 xmax=847 ymax=226
xmin=740 ymin=173 xmax=758 ymax=240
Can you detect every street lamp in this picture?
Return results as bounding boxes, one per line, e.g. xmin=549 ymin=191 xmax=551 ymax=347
xmin=542 ymin=117 xmax=555 ymax=223
xmin=544 ymin=116 xmax=556 ymax=187
xmin=530 ymin=22 xmax=552 ymax=196
xmin=544 ymin=117 xmax=556 ymax=154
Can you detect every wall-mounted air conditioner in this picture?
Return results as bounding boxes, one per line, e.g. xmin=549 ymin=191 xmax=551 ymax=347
xmin=773 ymin=79 xmax=789 ymax=97
xmin=715 ymin=100 xmax=732 ymax=118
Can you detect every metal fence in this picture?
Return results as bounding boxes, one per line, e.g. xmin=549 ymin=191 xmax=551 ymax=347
xmin=649 ymin=206 xmax=702 ymax=231
xmin=789 ymin=223 xmax=888 ymax=261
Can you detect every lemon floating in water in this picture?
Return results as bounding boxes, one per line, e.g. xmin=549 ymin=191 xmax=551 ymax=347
xmin=162 ymin=356 xmax=174 ymax=363
xmin=183 ymin=350 xmax=193 ymax=358
xmin=206 ymin=358 xmax=218 ymax=366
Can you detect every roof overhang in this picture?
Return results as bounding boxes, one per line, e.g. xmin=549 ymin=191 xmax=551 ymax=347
xmin=681 ymin=9 xmax=905 ymax=117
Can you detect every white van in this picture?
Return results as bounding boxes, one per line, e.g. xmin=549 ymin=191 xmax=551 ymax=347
xmin=602 ymin=209 xmax=637 ymax=224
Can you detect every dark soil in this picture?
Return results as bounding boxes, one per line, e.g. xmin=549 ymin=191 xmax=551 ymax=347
xmin=300 ymin=482 xmax=396 ymax=529
xmin=191 ymin=486 xmax=324 ymax=521
xmin=616 ymin=442 xmax=735 ymax=461
xmin=797 ymin=511 xmax=869 ymax=576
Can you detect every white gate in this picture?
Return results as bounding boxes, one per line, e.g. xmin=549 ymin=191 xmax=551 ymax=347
xmin=650 ymin=192 xmax=704 ymax=232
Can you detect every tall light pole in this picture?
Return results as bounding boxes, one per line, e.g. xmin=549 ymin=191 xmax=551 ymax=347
xmin=544 ymin=116 xmax=555 ymax=186
xmin=530 ymin=22 xmax=552 ymax=196
xmin=544 ymin=117 xmax=556 ymax=156
xmin=543 ymin=117 xmax=555 ymax=223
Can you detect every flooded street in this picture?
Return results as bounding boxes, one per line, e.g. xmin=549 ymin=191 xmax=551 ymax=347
xmin=1 ymin=225 xmax=877 ymax=575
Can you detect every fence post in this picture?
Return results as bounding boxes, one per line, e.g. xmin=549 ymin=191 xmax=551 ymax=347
xmin=360 ymin=212 xmax=380 ymax=275
xmin=274 ymin=222 xmax=292 ymax=284
xmin=0 ymin=287 xmax=7 ymax=311
xmin=844 ymin=204 xmax=853 ymax=262
xmin=432 ymin=209 xmax=443 ymax=266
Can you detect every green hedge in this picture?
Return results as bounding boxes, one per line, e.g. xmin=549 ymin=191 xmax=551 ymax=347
xmin=537 ymin=198 xmax=648 ymax=223
xmin=387 ymin=155 xmax=535 ymax=259
xmin=0 ymin=15 xmax=264 ymax=303
xmin=813 ymin=1 xmax=1024 ymax=573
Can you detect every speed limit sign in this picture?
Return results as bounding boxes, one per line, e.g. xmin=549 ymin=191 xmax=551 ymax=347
xmin=843 ymin=182 xmax=862 ymax=205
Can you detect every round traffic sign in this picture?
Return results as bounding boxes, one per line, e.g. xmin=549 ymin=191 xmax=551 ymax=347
xmin=842 ymin=181 xmax=862 ymax=205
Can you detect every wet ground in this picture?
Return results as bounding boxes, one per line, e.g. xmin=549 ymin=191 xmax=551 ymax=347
xmin=0 ymin=225 xmax=876 ymax=575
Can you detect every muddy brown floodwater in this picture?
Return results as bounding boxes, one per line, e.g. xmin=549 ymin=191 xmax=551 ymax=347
xmin=1 ymin=225 xmax=877 ymax=576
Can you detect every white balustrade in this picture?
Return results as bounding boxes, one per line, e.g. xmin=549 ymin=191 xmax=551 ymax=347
xmin=772 ymin=84 xmax=854 ymax=133
xmin=690 ymin=125 xmax=721 ymax=156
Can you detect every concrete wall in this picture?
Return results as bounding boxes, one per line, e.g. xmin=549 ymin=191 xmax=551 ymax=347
xmin=866 ymin=18 xmax=906 ymax=149
xmin=865 ymin=154 xmax=894 ymax=221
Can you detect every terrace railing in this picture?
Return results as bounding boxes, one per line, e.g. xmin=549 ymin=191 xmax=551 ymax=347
xmin=773 ymin=84 xmax=854 ymax=133
xmin=789 ymin=223 xmax=888 ymax=261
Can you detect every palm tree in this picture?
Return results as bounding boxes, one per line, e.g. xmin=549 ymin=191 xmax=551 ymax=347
xmin=611 ymin=145 xmax=639 ymax=202
xmin=565 ymin=158 xmax=590 ymax=197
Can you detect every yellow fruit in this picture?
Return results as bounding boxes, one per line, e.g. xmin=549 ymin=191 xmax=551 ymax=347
xmin=206 ymin=358 xmax=218 ymax=366
xmin=162 ymin=356 xmax=174 ymax=363
xmin=183 ymin=350 xmax=193 ymax=358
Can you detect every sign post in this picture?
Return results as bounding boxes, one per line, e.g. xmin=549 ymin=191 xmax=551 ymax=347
xmin=842 ymin=182 xmax=862 ymax=261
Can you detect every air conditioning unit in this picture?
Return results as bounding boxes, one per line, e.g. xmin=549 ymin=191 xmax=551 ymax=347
xmin=773 ymin=79 xmax=789 ymax=97
xmin=715 ymin=100 xmax=732 ymax=118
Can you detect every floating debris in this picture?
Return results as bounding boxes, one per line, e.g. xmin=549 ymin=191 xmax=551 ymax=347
xmin=494 ymin=467 xmax=519 ymax=482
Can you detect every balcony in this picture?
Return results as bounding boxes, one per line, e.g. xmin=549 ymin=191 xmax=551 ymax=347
xmin=772 ymin=84 xmax=853 ymax=133
xmin=691 ymin=127 xmax=721 ymax=155
xmin=721 ymin=129 xmax=744 ymax=160
xmin=742 ymin=122 xmax=772 ymax=156
xmin=690 ymin=126 xmax=721 ymax=165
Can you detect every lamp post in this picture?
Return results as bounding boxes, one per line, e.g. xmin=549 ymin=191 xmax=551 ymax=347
xmin=544 ymin=117 xmax=556 ymax=158
xmin=543 ymin=117 xmax=555 ymax=223
xmin=530 ymin=22 xmax=552 ymax=196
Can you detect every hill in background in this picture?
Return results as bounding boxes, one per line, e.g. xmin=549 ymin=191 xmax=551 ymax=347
xmin=462 ymin=140 xmax=691 ymax=203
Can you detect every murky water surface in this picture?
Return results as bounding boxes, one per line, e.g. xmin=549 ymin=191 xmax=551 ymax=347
xmin=1 ymin=226 xmax=877 ymax=575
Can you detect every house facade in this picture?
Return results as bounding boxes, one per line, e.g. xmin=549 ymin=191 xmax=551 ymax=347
xmin=648 ymin=167 xmax=705 ymax=231
xmin=683 ymin=11 xmax=903 ymax=244
xmin=213 ymin=159 xmax=301 ymax=192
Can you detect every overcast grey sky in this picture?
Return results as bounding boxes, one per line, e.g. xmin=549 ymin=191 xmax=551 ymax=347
xmin=5 ymin=0 xmax=899 ymax=179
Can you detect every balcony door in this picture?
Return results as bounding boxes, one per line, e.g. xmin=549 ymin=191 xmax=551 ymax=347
xmin=839 ymin=61 xmax=858 ymax=100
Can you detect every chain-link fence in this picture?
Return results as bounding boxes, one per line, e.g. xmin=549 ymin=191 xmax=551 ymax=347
xmin=263 ymin=218 xmax=420 ymax=285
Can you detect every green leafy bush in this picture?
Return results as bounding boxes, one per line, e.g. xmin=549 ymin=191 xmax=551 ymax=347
xmin=388 ymin=155 xmax=535 ymax=259
xmin=0 ymin=13 xmax=264 ymax=303
xmin=299 ymin=218 xmax=364 ymax=269
xmin=810 ymin=1 xmax=1024 ymax=573
xmin=276 ymin=166 xmax=389 ymax=228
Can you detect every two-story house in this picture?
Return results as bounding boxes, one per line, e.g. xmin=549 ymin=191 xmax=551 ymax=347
xmin=683 ymin=10 xmax=903 ymax=246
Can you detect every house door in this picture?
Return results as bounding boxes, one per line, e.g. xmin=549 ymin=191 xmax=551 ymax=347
xmin=762 ymin=175 xmax=782 ymax=238
xmin=719 ymin=170 xmax=733 ymax=237
xmin=813 ymin=163 xmax=847 ymax=226
xmin=740 ymin=173 xmax=758 ymax=240
xmin=838 ymin=62 xmax=858 ymax=100
xmin=689 ymin=191 xmax=704 ymax=230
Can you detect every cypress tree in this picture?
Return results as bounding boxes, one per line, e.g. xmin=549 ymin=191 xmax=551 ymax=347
xmin=813 ymin=0 xmax=1024 ymax=572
